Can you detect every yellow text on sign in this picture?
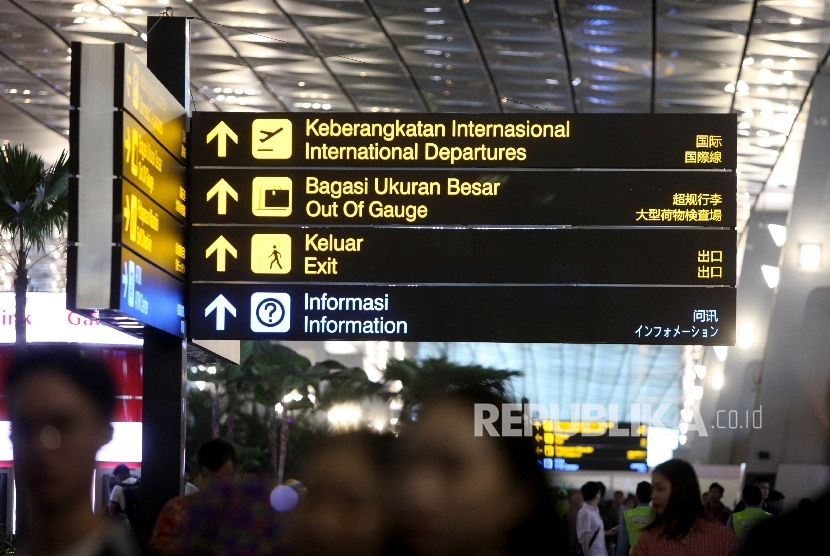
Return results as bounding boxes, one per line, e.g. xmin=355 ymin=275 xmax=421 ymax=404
xmin=252 ymin=119 xmax=292 ymax=159
xmin=252 ymin=177 xmax=292 ymax=217
xmin=251 ymin=234 xmax=292 ymax=274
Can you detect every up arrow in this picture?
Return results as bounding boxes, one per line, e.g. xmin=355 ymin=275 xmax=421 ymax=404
xmin=205 ymin=294 xmax=236 ymax=331
xmin=206 ymin=179 xmax=238 ymax=215
xmin=205 ymin=235 xmax=237 ymax=272
xmin=206 ymin=121 xmax=238 ymax=157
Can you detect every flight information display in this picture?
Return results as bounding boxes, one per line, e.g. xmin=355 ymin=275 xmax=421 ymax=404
xmin=188 ymin=113 xmax=736 ymax=344
xmin=534 ymin=421 xmax=649 ymax=473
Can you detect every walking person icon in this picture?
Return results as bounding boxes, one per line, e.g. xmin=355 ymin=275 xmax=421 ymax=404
xmin=270 ymin=245 xmax=282 ymax=269
xmin=251 ymin=233 xmax=291 ymax=275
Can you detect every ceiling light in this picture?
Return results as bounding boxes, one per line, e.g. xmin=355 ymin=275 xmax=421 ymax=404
xmin=713 ymin=346 xmax=728 ymax=362
xmin=789 ymin=17 xmax=802 ymax=24
xmin=789 ymin=58 xmax=797 ymax=65
xmin=737 ymin=80 xmax=749 ymax=93
xmin=140 ymin=33 xmax=147 ymax=41
xmin=680 ymin=408 xmax=693 ymax=422
xmin=223 ymin=88 xmax=232 ymax=93
xmin=312 ymin=103 xmax=321 ymax=109
xmin=756 ymin=130 xmax=769 ymax=136
xmin=213 ymin=87 xmax=222 ymax=93
xmin=757 ymin=87 xmax=769 ymax=95
xmin=322 ymin=103 xmax=331 ymax=110
xmin=761 ymin=58 xmax=774 ymax=66
xmin=83 ymin=3 xmax=96 ymax=11
xmin=693 ymin=386 xmax=704 ymax=400
xmin=298 ymin=81 xmax=305 ymax=87
xmin=158 ymin=0 xmax=170 ymax=4
xmin=724 ymin=83 xmax=735 ymax=93
xmin=424 ymin=7 xmax=441 ymax=12
xmin=738 ymin=121 xmax=751 ymax=129
xmin=712 ymin=373 xmax=724 ymax=390
xmin=768 ymin=224 xmax=787 ymax=247
xmin=760 ymin=108 xmax=773 ymax=117
xmin=695 ymin=365 xmax=706 ymax=379
xmin=679 ymin=422 xmax=689 ymax=435
xmin=800 ymin=244 xmax=821 ymax=269
xmin=130 ymin=8 xmax=142 ymax=14
xmin=234 ymin=89 xmax=243 ymax=94
xmin=761 ymin=265 xmax=780 ymax=288
xmin=572 ymin=77 xmax=582 ymax=86
xmin=216 ymin=95 xmax=225 ymax=101
xmin=426 ymin=20 xmax=445 ymax=25
xmin=738 ymin=325 xmax=754 ymax=349
xmin=743 ymin=57 xmax=754 ymax=66
xmin=545 ymin=78 xmax=559 ymax=85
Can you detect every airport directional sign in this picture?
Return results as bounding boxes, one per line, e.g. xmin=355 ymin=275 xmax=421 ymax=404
xmin=189 ymin=227 xmax=736 ymax=286
xmin=187 ymin=112 xmax=737 ymax=343
xmin=191 ymin=113 xmax=736 ymax=169
xmin=188 ymin=283 xmax=735 ymax=344
xmin=190 ymin=169 xmax=736 ymax=227
xmin=69 ymin=42 xmax=186 ymax=338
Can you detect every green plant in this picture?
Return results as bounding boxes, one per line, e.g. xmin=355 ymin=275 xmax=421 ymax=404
xmin=0 ymin=144 xmax=68 ymax=353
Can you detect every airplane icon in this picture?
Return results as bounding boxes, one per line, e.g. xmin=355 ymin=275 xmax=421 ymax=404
xmin=252 ymin=118 xmax=292 ymax=159
xmin=259 ymin=127 xmax=283 ymax=143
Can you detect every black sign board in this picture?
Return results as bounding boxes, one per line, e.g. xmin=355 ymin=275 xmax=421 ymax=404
xmin=117 ymin=180 xmax=186 ymax=279
xmin=189 ymin=283 xmax=734 ymax=344
xmin=534 ymin=421 xmax=648 ymax=472
xmin=191 ymin=113 xmax=736 ymax=169
xmin=115 ymin=111 xmax=187 ymax=223
xmin=190 ymin=227 xmax=736 ymax=286
xmin=190 ymin=169 xmax=736 ymax=227
xmin=68 ymin=42 xmax=187 ymax=338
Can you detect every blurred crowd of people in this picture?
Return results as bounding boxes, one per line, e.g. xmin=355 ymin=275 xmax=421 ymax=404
xmin=6 ymin=349 xmax=830 ymax=556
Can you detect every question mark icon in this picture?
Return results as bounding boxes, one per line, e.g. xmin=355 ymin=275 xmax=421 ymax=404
xmin=264 ymin=302 xmax=278 ymax=323
xmin=256 ymin=298 xmax=285 ymax=328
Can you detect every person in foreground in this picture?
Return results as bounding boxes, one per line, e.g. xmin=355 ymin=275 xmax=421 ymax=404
xmin=632 ymin=459 xmax=739 ymax=556
xmin=393 ymin=386 xmax=568 ymax=556
xmin=7 ymin=349 xmax=138 ymax=556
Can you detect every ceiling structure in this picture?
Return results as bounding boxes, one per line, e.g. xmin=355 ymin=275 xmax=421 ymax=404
xmin=2 ymin=0 xmax=827 ymax=428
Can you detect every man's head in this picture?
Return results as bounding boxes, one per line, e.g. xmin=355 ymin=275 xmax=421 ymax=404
xmin=613 ymin=490 xmax=624 ymax=507
xmin=742 ymin=484 xmax=762 ymax=507
xmin=753 ymin=476 xmax=771 ymax=501
xmin=596 ymin=481 xmax=607 ymax=499
xmin=197 ymin=438 xmax=237 ymax=480
xmin=635 ymin=481 xmax=652 ymax=504
xmin=113 ymin=464 xmax=130 ymax=483
xmin=769 ymin=490 xmax=785 ymax=512
xmin=6 ymin=350 xmax=115 ymax=514
xmin=581 ymin=481 xmax=600 ymax=504
xmin=708 ymin=482 xmax=724 ymax=504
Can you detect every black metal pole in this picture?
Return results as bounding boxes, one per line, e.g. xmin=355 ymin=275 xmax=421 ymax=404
xmin=139 ymin=326 xmax=187 ymax=547
xmin=141 ymin=15 xmax=190 ymax=548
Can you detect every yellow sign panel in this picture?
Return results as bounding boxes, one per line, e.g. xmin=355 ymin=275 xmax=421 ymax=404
xmin=251 ymin=234 xmax=292 ymax=274
xmin=252 ymin=119 xmax=292 ymax=159
xmin=252 ymin=177 xmax=292 ymax=217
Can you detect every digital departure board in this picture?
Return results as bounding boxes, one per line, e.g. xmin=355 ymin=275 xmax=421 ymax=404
xmin=188 ymin=112 xmax=737 ymax=344
xmin=534 ymin=421 xmax=649 ymax=473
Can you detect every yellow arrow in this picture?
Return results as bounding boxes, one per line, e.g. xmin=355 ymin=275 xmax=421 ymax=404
xmin=206 ymin=121 xmax=238 ymax=157
xmin=206 ymin=179 xmax=238 ymax=215
xmin=205 ymin=235 xmax=237 ymax=272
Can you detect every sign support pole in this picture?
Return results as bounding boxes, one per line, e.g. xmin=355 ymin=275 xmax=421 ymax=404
xmin=140 ymin=15 xmax=189 ymax=547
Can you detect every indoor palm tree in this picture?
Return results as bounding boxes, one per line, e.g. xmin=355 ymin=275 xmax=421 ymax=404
xmin=0 ymin=144 xmax=69 ymax=353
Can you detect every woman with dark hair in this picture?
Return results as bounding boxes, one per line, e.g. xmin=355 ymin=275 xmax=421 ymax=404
xmin=394 ymin=386 xmax=568 ymax=556
xmin=633 ymin=459 xmax=738 ymax=556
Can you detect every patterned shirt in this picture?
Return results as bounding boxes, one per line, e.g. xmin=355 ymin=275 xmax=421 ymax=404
xmin=632 ymin=517 xmax=739 ymax=556
xmin=148 ymin=494 xmax=196 ymax=552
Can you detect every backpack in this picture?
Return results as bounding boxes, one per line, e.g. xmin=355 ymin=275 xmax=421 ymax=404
xmin=119 ymin=479 xmax=141 ymax=534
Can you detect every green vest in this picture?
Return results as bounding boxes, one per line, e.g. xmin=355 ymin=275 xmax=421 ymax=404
xmin=732 ymin=507 xmax=772 ymax=540
xmin=623 ymin=505 xmax=654 ymax=555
